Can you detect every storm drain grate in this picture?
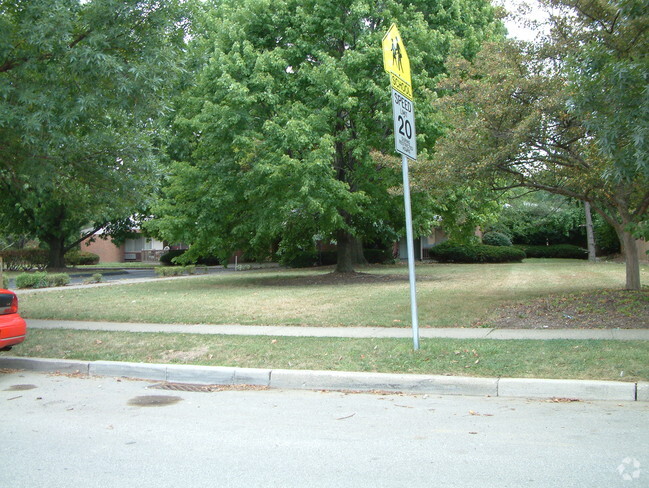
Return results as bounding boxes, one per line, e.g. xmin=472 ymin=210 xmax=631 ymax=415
xmin=149 ymin=382 xmax=270 ymax=393
xmin=149 ymin=383 xmax=220 ymax=393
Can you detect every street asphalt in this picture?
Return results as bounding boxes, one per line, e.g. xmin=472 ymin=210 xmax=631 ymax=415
xmin=5 ymin=269 xmax=649 ymax=402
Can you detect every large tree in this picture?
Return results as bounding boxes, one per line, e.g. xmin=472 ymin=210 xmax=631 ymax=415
xmin=0 ymin=0 xmax=189 ymax=267
xmin=429 ymin=0 xmax=648 ymax=290
xmin=148 ymin=0 xmax=502 ymax=272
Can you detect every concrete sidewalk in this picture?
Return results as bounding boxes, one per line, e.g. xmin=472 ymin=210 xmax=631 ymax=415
xmin=26 ymin=318 xmax=649 ymax=340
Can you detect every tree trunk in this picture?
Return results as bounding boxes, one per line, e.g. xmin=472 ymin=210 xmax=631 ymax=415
xmin=45 ymin=235 xmax=67 ymax=270
xmin=335 ymin=230 xmax=366 ymax=273
xmin=584 ymin=201 xmax=596 ymax=262
xmin=619 ymin=229 xmax=641 ymax=290
xmin=350 ymin=236 xmax=368 ymax=266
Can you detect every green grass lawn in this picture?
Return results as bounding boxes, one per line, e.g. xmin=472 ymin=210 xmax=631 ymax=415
xmin=17 ymin=259 xmax=648 ymax=328
xmin=11 ymin=329 xmax=649 ymax=382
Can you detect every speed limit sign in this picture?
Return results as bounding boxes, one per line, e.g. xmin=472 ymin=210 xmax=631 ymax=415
xmin=391 ymin=88 xmax=417 ymax=160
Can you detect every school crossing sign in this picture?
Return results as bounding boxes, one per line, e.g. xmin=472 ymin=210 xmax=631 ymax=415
xmin=382 ymin=24 xmax=417 ymax=161
xmin=382 ymin=23 xmax=412 ymax=99
xmin=382 ymin=23 xmax=420 ymax=350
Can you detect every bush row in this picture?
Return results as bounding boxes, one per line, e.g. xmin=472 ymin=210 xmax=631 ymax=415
xmin=428 ymin=242 xmax=526 ymax=264
xmin=15 ymin=272 xmax=71 ymax=289
xmin=155 ymin=265 xmax=207 ymax=277
xmin=0 ymin=249 xmax=101 ymax=270
xmin=65 ymin=250 xmax=100 ymax=266
xmin=0 ymin=249 xmax=48 ymax=271
xmin=515 ymin=244 xmax=588 ymax=259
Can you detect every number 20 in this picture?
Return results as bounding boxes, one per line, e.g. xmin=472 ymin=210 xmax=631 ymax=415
xmin=398 ymin=115 xmax=412 ymax=139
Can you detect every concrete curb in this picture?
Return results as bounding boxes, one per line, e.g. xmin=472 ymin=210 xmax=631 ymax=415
xmin=0 ymin=356 xmax=644 ymax=402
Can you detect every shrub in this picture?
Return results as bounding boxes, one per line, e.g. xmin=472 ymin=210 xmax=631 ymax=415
xmin=159 ymin=249 xmax=187 ymax=266
xmin=65 ymin=250 xmax=100 ymax=266
xmin=15 ymin=272 xmax=71 ymax=288
xmin=428 ymin=242 xmax=526 ymax=264
xmin=155 ymin=266 xmax=187 ymax=277
xmin=156 ymin=265 xmax=211 ymax=276
xmin=281 ymin=251 xmax=318 ymax=268
xmin=0 ymin=249 xmax=48 ymax=271
xmin=160 ymin=250 xmax=221 ymax=266
xmin=516 ymin=244 xmax=588 ymax=259
xmin=593 ymin=218 xmax=620 ymax=255
xmin=48 ymin=273 xmax=71 ymax=286
xmin=16 ymin=272 xmax=48 ymax=288
xmin=482 ymin=232 xmax=512 ymax=247
xmin=364 ymin=248 xmax=394 ymax=264
xmin=83 ymin=273 xmax=103 ymax=285
xmin=2 ymin=274 xmax=8 ymax=288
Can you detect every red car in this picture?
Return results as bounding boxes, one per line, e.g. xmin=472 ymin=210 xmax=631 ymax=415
xmin=0 ymin=289 xmax=27 ymax=351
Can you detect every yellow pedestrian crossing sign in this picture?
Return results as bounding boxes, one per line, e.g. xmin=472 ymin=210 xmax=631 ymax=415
xmin=382 ymin=24 xmax=412 ymax=100
xmin=381 ymin=23 xmax=419 ymax=350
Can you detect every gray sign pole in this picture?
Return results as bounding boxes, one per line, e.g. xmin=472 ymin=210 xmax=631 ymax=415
xmin=400 ymin=154 xmax=420 ymax=350
xmin=383 ymin=24 xmax=419 ymax=351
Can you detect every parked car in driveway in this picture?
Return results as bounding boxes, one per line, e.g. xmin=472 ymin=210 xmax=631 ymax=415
xmin=0 ymin=289 xmax=27 ymax=351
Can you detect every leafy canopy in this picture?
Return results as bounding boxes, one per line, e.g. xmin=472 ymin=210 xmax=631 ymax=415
xmin=429 ymin=0 xmax=648 ymax=289
xmin=0 ymin=0 xmax=190 ymax=266
xmin=148 ymin=0 xmax=502 ymax=267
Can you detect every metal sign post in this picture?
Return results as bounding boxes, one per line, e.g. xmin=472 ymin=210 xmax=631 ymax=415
xmin=382 ymin=24 xmax=420 ymax=350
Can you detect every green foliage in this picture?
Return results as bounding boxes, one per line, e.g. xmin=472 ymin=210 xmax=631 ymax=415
xmin=160 ymin=249 xmax=221 ymax=266
xmin=155 ymin=267 xmax=185 ymax=277
xmin=148 ymin=0 xmax=503 ymax=271
xmin=65 ymin=250 xmax=100 ymax=266
xmin=363 ymin=248 xmax=394 ymax=264
xmin=2 ymin=274 xmax=8 ymax=288
xmin=593 ymin=216 xmax=621 ymax=255
xmin=280 ymin=251 xmax=319 ymax=269
xmin=428 ymin=241 xmax=526 ymax=263
xmin=82 ymin=273 xmax=104 ymax=285
xmin=160 ymin=250 xmax=188 ymax=266
xmin=552 ymin=0 xmax=649 ymax=183
xmin=0 ymin=249 xmax=48 ymax=271
xmin=516 ymin=244 xmax=588 ymax=260
xmin=154 ymin=266 xmax=199 ymax=277
xmin=489 ymin=194 xmax=587 ymax=246
xmin=280 ymin=248 xmax=393 ymax=268
xmin=15 ymin=272 xmax=70 ymax=288
xmin=431 ymin=0 xmax=649 ymax=289
xmin=482 ymin=232 xmax=512 ymax=247
xmin=0 ymin=0 xmax=191 ymax=267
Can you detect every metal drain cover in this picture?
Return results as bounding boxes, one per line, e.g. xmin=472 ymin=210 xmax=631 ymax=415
xmin=149 ymin=383 xmax=269 ymax=393
xmin=149 ymin=383 xmax=219 ymax=393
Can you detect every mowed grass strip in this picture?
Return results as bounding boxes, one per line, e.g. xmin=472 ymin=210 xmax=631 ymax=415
xmin=11 ymin=329 xmax=649 ymax=382
xmin=18 ymin=260 xmax=645 ymax=328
